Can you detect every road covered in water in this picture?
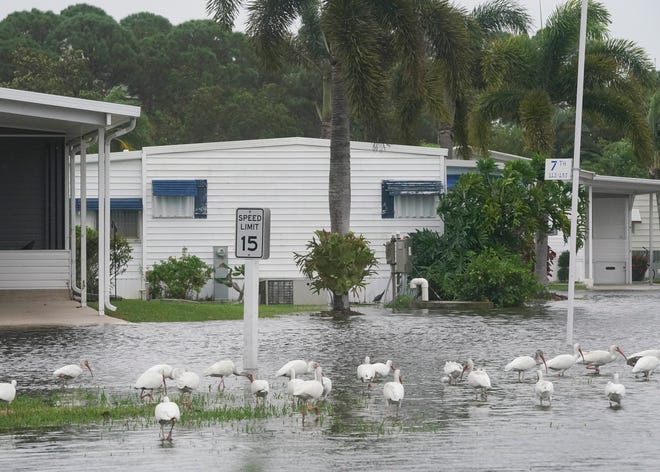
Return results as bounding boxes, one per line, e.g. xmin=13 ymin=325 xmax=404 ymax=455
xmin=1 ymin=290 xmax=659 ymax=471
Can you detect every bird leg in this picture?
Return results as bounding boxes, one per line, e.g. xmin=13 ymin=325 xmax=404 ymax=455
xmin=166 ymin=419 xmax=176 ymax=441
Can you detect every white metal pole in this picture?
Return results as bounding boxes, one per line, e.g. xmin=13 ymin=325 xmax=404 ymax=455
xmin=650 ymin=193 xmax=654 ymax=285
xmin=243 ymin=259 xmax=259 ymax=370
xmin=566 ymin=0 xmax=589 ymax=345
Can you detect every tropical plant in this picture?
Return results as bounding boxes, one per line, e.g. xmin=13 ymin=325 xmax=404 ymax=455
xmin=205 ymin=0 xmax=472 ymax=311
xmin=146 ymin=248 xmax=214 ymax=300
xmin=294 ymin=230 xmax=377 ymax=313
xmin=76 ymin=225 xmax=132 ymax=296
xmin=471 ymin=0 xmax=656 ymax=282
xmin=557 ymin=250 xmax=570 ymax=283
xmin=214 ymin=263 xmax=245 ymax=302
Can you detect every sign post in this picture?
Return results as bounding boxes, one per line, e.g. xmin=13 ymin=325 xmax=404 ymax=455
xmin=235 ymin=208 xmax=270 ymax=370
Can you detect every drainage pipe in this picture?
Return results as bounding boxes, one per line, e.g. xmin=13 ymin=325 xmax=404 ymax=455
xmin=409 ymin=278 xmax=429 ymax=302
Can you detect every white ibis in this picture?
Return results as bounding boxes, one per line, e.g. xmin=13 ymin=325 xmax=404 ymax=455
xmin=53 ymin=360 xmax=93 ymax=387
xmin=462 ymin=359 xmax=491 ymax=400
xmin=0 ymin=379 xmax=17 ymax=413
xmin=154 ymin=396 xmax=181 ymax=441
xmin=135 ymin=370 xmax=168 ymax=401
xmin=631 ymin=355 xmax=659 ymax=380
xmin=626 ymin=349 xmax=660 ymax=367
xmin=504 ymin=350 xmax=546 ymax=382
xmin=244 ymin=373 xmax=269 ymax=405
xmin=605 ymin=373 xmax=626 ymax=407
xmin=275 ymin=359 xmax=313 ymax=378
xmin=204 ymin=359 xmax=240 ymax=390
xmin=581 ymin=345 xmax=627 ymax=375
xmin=373 ymin=360 xmax=393 ymax=379
xmin=146 ymin=364 xmax=175 ymax=379
xmin=534 ymin=370 xmax=554 ymax=406
xmin=444 ymin=361 xmax=463 ymax=385
xmin=546 ymin=343 xmax=584 ymax=376
xmin=383 ymin=368 xmax=404 ymax=416
xmin=172 ymin=368 xmax=200 ymax=409
xmin=293 ymin=364 xmax=324 ymax=424
xmin=309 ymin=361 xmax=332 ymax=400
xmin=286 ymin=367 xmax=305 ymax=403
xmin=357 ymin=356 xmax=376 ymax=389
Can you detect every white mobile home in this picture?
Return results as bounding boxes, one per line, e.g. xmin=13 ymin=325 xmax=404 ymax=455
xmin=78 ymin=138 xmax=447 ymax=303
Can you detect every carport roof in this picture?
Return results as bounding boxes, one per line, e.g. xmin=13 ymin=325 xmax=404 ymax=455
xmin=0 ymin=87 xmax=140 ymax=139
xmin=579 ymin=170 xmax=660 ymax=196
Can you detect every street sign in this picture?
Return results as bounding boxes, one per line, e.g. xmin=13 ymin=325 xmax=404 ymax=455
xmin=235 ymin=208 xmax=270 ymax=259
xmin=545 ymin=158 xmax=572 ymax=181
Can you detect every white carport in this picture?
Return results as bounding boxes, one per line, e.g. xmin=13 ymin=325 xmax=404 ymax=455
xmin=579 ymin=170 xmax=660 ymax=286
xmin=0 ymin=87 xmax=140 ymax=316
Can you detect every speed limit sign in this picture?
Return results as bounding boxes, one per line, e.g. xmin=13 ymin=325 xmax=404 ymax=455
xmin=235 ymin=208 xmax=270 ymax=259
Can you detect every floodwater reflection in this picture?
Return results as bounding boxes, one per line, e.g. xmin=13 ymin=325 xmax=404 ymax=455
xmin=2 ymin=290 xmax=660 ymax=470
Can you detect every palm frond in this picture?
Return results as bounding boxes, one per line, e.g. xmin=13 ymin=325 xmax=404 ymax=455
xmin=246 ymin=0 xmax=305 ymax=67
xmin=471 ymin=0 xmax=532 ymax=36
xmin=205 ymin=0 xmax=244 ymax=30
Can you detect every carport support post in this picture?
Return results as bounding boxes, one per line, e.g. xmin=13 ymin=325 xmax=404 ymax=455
xmin=243 ymin=259 xmax=259 ymax=370
xmin=566 ymin=0 xmax=588 ymax=345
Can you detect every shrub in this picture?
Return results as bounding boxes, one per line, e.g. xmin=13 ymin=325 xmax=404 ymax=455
xmin=448 ymin=249 xmax=540 ymax=307
xmin=557 ymin=251 xmax=570 ymax=282
xmin=631 ymin=254 xmax=649 ymax=282
xmin=146 ymin=247 xmax=213 ymax=300
xmin=76 ymin=225 xmax=132 ymax=295
xmin=294 ymin=230 xmax=378 ymax=311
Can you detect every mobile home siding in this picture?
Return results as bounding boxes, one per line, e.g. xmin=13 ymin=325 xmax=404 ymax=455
xmin=140 ymin=138 xmax=445 ymax=300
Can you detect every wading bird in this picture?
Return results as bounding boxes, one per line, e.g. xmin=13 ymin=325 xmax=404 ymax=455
xmin=444 ymin=360 xmax=463 ymax=385
xmin=135 ymin=370 xmax=168 ymax=401
xmin=462 ymin=359 xmax=491 ymax=400
xmin=155 ymin=396 xmax=180 ymax=441
xmin=504 ymin=350 xmax=546 ymax=382
xmin=383 ymin=368 xmax=404 ymax=416
xmin=275 ymin=359 xmax=314 ymax=378
xmin=546 ymin=343 xmax=584 ymax=376
xmin=173 ymin=368 xmax=200 ymax=409
xmin=631 ymin=355 xmax=659 ymax=380
xmin=53 ymin=360 xmax=93 ymax=387
xmin=605 ymin=373 xmax=625 ymax=407
xmin=0 ymin=379 xmax=17 ymax=413
xmin=534 ymin=370 xmax=554 ymax=406
xmin=293 ymin=364 xmax=325 ymax=425
xmin=243 ymin=373 xmax=269 ymax=405
xmin=581 ymin=345 xmax=627 ymax=375
xmin=204 ymin=359 xmax=240 ymax=390
xmin=357 ymin=356 xmax=376 ymax=389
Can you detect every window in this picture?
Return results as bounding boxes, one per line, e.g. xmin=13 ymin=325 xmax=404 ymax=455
xmin=76 ymin=198 xmax=142 ymax=240
xmin=381 ymin=180 xmax=442 ymax=219
xmin=152 ymin=180 xmax=207 ymax=219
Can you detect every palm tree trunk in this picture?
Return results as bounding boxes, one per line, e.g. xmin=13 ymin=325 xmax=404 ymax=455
xmin=329 ymin=61 xmax=351 ymax=235
xmin=535 ymin=231 xmax=549 ymax=285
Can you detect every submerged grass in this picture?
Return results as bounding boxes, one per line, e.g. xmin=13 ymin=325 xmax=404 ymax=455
xmin=93 ymin=299 xmax=325 ymax=322
xmin=0 ymin=388 xmax=300 ymax=433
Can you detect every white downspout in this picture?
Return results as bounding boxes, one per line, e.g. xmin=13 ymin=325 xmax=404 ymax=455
xmin=649 ymin=193 xmax=654 ymax=285
xmin=104 ymin=118 xmax=138 ymax=312
xmin=67 ymin=144 xmax=79 ymax=295
xmin=409 ymin=278 xmax=429 ymax=301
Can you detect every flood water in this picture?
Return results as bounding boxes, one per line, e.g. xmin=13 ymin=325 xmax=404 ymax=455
xmin=1 ymin=290 xmax=659 ymax=471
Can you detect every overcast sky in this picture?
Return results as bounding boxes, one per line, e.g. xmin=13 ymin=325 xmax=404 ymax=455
xmin=1 ymin=1 xmax=658 ymax=68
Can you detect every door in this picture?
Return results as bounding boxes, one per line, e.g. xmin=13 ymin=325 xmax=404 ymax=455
xmin=592 ymin=197 xmax=627 ymax=284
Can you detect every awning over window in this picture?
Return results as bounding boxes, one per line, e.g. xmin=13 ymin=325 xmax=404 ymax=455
xmin=76 ymin=198 xmax=143 ymax=211
xmin=152 ymin=180 xmax=197 ymax=196
xmin=382 ymin=180 xmax=443 ymax=195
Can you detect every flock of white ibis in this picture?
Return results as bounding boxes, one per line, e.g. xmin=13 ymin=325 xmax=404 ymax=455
xmin=1 ymin=344 xmax=658 ymax=441
xmin=443 ymin=344 xmax=660 ymax=408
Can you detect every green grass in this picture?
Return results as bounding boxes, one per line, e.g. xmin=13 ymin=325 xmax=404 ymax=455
xmin=93 ymin=299 xmax=325 ymax=322
xmin=0 ymin=389 xmax=302 ymax=432
xmin=547 ymin=282 xmax=588 ymax=291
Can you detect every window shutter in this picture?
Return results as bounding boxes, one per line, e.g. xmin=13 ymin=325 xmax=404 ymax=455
xmin=382 ymin=181 xmax=394 ymax=218
xmin=194 ymin=179 xmax=207 ymax=219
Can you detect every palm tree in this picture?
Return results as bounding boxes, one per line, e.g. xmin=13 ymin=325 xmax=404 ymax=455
xmin=471 ymin=0 xmax=656 ymax=283
xmin=205 ymin=0 xmax=472 ymax=310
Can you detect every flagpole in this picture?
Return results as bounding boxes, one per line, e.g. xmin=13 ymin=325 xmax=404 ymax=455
xmin=566 ymin=0 xmax=589 ymax=345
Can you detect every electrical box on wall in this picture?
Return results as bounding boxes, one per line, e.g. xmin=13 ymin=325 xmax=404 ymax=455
xmin=385 ymin=236 xmax=412 ymax=273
